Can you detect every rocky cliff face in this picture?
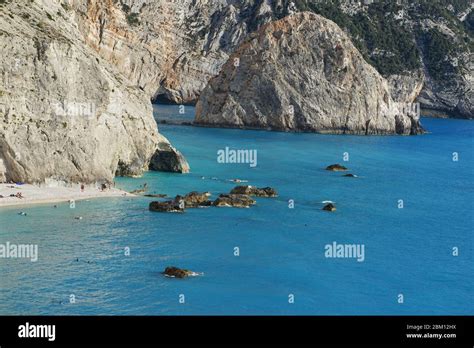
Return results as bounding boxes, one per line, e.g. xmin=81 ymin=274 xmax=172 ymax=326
xmin=195 ymin=12 xmax=422 ymax=135
xmin=0 ymin=0 xmax=187 ymax=184
xmin=71 ymin=0 xmax=288 ymax=104
xmin=287 ymin=0 xmax=473 ymax=118
xmin=386 ymin=72 xmax=425 ymax=104
xmin=73 ymin=0 xmax=472 ymax=119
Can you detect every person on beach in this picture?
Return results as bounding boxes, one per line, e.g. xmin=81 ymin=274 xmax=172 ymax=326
xmin=81 ymin=184 xmax=85 ymax=192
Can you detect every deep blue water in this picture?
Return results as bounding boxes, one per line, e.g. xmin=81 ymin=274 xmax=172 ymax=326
xmin=0 ymin=105 xmax=472 ymax=315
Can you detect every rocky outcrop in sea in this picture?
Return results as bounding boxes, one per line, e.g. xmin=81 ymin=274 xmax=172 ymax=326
xmin=163 ymin=266 xmax=198 ymax=278
xmin=149 ymin=143 xmax=190 ymax=174
xmin=195 ymin=12 xmax=423 ymax=135
xmin=230 ymin=186 xmax=278 ymax=197
xmin=149 ymin=187 xmax=278 ymax=213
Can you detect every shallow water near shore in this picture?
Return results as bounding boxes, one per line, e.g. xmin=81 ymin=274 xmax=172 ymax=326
xmin=0 ymin=105 xmax=472 ymax=315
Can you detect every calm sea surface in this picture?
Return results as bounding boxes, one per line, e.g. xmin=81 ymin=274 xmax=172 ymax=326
xmin=0 ymin=105 xmax=472 ymax=315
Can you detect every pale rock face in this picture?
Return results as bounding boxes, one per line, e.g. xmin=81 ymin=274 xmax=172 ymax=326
xmin=0 ymin=0 xmax=185 ymax=184
xmin=417 ymin=51 xmax=473 ymax=118
xmin=387 ymin=71 xmax=425 ymax=104
xmin=195 ymin=12 xmax=423 ymax=135
xmin=414 ymin=19 xmax=473 ymax=118
xmin=72 ymin=0 xmax=286 ymax=104
xmin=72 ymin=0 xmax=225 ymax=104
xmin=71 ymin=0 xmax=471 ymax=118
xmin=332 ymin=0 xmax=473 ymax=118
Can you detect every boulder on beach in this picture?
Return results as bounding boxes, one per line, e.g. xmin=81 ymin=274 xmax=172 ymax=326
xmin=230 ymin=185 xmax=278 ymax=197
xmin=323 ymin=203 xmax=337 ymax=212
xmin=213 ymin=194 xmax=256 ymax=208
xmin=326 ymin=164 xmax=348 ymax=171
xmin=163 ymin=266 xmax=194 ymax=278
xmin=149 ymin=199 xmax=184 ymax=213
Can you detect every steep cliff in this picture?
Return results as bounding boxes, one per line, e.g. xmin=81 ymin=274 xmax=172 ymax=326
xmin=195 ymin=12 xmax=422 ymax=135
xmin=73 ymin=0 xmax=472 ymax=118
xmin=71 ymin=0 xmax=286 ymax=104
xmin=0 ymin=0 xmax=187 ymax=184
xmin=285 ymin=0 xmax=474 ymax=118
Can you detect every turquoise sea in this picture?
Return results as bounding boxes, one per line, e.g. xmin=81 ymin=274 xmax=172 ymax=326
xmin=0 ymin=104 xmax=472 ymax=315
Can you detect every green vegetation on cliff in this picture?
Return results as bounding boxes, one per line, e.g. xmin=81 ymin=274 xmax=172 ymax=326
xmin=287 ymin=0 xmax=472 ymax=81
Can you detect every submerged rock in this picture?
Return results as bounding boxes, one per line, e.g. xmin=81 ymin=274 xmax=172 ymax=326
xmin=343 ymin=173 xmax=357 ymax=178
xmin=213 ymin=194 xmax=256 ymax=208
xmin=323 ymin=203 xmax=337 ymax=212
xmin=163 ymin=267 xmax=194 ymax=279
xmin=326 ymin=164 xmax=348 ymax=171
xmin=149 ymin=142 xmax=190 ymax=174
xmin=230 ymin=185 xmax=278 ymax=197
xmin=195 ymin=12 xmax=423 ymax=135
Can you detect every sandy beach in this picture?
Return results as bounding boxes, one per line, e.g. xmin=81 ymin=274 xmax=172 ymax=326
xmin=0 ymin=183 xmax=131 ymax=208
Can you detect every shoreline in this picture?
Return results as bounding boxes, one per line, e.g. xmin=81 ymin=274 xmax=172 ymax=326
xmin=0 ymin=184 xmax=132 ymax=209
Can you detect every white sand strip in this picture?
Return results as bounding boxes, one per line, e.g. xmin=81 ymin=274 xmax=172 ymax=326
xmin=0 ymin=184 xmax=132 ymax=208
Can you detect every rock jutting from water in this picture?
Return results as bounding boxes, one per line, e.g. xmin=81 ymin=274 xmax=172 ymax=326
xmin=323 ymin=203 xmax=337 ymax=212
xmin=163 ymin=267 xmax=195 ymax=279
xmin=213 ymin=194 xmax=256 ymax=208
xmin=180 ymin=192 xmax=212 ymax=208
xmin=149 ymin=188 xmax=278 ymax=213
xmin=230 ymin=186 xmax=278 ymax=197
xmin=195 ymin=12 xmax=423 ymax=135
xmin=149 ymin=199 xmax=184 ymax=213
xmin=149 ymin=143 xmax=190 ymax=174
xmin=148 ymin=192 xmax=211 ymax=213
xmin=326 ymin=164 xmax=349 ymax=172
